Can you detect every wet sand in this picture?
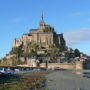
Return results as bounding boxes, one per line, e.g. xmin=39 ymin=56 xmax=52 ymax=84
xmin=46 ymin=70 xmax=90 ymax=90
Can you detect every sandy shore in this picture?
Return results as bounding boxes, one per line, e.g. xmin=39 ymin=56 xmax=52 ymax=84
xmin=46 ymin=70 xmax=90 ymax=90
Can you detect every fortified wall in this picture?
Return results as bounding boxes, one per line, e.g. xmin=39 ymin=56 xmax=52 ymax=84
xmin=40 ymin=61 xmax=84 ymax=70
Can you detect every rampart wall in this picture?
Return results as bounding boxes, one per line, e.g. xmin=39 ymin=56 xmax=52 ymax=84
xmin=40 ymin=61 xmax=84 ymax=70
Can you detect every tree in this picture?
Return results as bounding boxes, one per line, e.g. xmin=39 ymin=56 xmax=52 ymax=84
xmin=23 ymin=42 xmax=39 ymax=57
xmin=74 ymin=49 xmax=80 ymax=57
xmin=11 ymin=47 xmax=22 ymax=57
xmin=48 ymin=44 xmax=58 ymax=62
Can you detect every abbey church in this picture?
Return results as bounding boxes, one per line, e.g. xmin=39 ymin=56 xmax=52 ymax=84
xmin=13 ymin=14 xmax=66 ymax=50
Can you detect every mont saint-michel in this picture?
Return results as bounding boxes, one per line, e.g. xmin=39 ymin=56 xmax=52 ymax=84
xmin=1 ymin=1 xmax=90 ymax=90
xmin=0 ymin=15 xmax=90 ymax=70
xmin=13 ymin=14 xmax=66 ymax=51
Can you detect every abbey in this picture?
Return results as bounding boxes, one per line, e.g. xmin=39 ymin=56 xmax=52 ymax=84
xmin=1 ymin=15 xmax=90 ymax=70
xmin=13 ymin=14 xmax=66 ymax=50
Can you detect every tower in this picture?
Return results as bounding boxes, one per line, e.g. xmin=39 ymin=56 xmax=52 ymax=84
xmin=39 ymin=12 xmax=45 ymax=27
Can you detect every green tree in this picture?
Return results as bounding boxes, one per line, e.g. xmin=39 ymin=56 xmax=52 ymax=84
xmin=23 ymin=42 xmax=39 ymax=57
xmin=48 ymin=44 xmax=58 ymax=61
xmin=74 ymin=49 xmax=80 ymax=57
xmin=11 ymin=47 xmax=22 ymax=57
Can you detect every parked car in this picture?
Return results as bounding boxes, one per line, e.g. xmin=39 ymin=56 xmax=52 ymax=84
xmin=6 ymin=68 xmax=14 ymax=75
xmin=83 ymin=73 xmax=90 ymax=78
xmin=54 ymin=67 xmax=61 ymax=70
xmin=0 ymin=67 xmax=14 ymax=75
xmin=33 ymin=68 xmax=40 ymax=71
xmin=14 ymin=69 xmax=20 ymax=72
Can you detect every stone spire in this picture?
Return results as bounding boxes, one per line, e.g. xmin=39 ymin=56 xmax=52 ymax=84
xmin=39 ymin=12 xmax=45 ymax=27
xmin=41 ymin=12 xmax=44 ymax=21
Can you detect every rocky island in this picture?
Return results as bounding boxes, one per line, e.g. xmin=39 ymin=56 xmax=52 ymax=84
xmin=0 ymin=14 xmax=90 ymax=70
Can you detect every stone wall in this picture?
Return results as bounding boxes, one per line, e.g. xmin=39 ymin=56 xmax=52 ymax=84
xmin=75 ymin=61 xmax=84 ymax=70
xmin=40 ymin=61 xmax=84 ymax=70
xmin=27 ymin=58 xmax=37 ymax=67
xmin=40 ymin=63 xmax=76 ymax=69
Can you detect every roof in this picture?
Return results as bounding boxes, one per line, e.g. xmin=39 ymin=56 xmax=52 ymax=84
xmin=30 ymin=29 xmax=38 ymax=31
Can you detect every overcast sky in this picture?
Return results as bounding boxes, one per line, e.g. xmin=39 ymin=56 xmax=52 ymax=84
xmin=0 ymin=0 xmax=90 ymax=58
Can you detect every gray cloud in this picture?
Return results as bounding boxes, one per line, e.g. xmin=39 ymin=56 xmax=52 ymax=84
xmin=64 ymin=28 xmax=90 ymax=46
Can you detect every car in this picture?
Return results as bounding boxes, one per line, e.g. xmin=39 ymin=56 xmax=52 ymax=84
xmin=14 ymin=69 xmax=20 ymax=72
xmin=0 ymin=67 xmax=5 ymax=73
xmin=83 ymin=73 xmax=90 ymax=78
xmin=0 ymin=67 xmax=14 ymax=75
xmin=6 ymin=68 xmax=14 ymax=75
xmin=0 ymin=68 xmax=7 ymax=76
xmin=54 ymin=67 xmax=61 ymax=70
xmin=33 ymin=68 xmax=40 ymax=71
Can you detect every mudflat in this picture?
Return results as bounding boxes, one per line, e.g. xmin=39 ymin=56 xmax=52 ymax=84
xmin=46 ymin=71 xmax=90 ymax=90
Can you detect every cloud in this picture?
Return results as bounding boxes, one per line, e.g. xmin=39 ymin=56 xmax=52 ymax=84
xmin=64 ymin=28 xmax=90 ymax=46
xmin=11 ymin=17 xmax=25 ymax=23
xmin=68 ymin=12 xmax=90 ymax=16
xmin=69 ymin=12 xmax=82 ymax=16
xmin=87 ymin=18 xmax=90 ymax=22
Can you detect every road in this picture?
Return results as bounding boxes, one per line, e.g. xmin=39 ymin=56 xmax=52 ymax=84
xmin=46 ymin=71 xmax=90 ymax=90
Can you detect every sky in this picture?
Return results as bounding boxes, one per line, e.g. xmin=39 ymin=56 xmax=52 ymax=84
xmin=0 ymin=0 xmax=90 ymax=58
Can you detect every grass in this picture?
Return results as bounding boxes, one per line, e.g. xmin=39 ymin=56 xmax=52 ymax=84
xmin=0 ymin=71 xmax=53 ymax=90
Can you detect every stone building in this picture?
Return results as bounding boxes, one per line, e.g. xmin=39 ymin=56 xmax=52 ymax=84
xmin=13 ymin=14 xmax=66 ymax=49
